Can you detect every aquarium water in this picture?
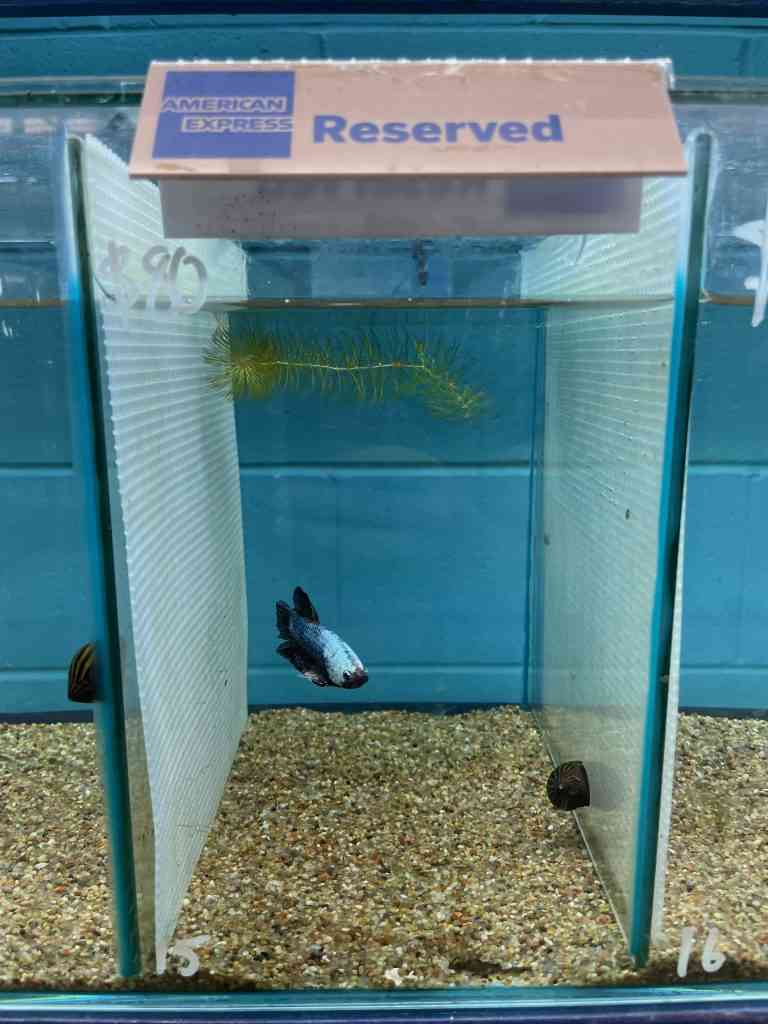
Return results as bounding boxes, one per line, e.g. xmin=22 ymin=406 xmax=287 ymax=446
xmin=0 ymin=69 xmax=767 ymax=1000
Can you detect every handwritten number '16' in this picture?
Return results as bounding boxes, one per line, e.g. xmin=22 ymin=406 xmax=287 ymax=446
xmin=677 ymin=926 xmax=726 ymax=977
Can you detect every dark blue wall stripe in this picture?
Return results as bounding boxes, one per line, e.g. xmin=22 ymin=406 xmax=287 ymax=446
xmin=0 ymin=2 xmax=767 ymax=16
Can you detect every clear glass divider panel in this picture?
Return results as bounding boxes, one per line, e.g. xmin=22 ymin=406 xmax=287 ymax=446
xmin=524 ymin=171 xmax=692 ymax=962
xmin=76 ymin=135 xmax=249 ymax=972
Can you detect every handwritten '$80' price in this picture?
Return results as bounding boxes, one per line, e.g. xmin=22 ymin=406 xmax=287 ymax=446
xmin=97 ymin=241 xmax=209 ymax=317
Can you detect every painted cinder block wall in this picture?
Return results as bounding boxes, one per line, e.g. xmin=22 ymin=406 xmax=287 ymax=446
xmin=0 ymin=12 xmax=766 ymax=717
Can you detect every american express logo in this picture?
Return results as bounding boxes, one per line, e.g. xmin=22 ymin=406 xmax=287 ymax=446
xmin=153 ymin=69 xmax=295 ymax=159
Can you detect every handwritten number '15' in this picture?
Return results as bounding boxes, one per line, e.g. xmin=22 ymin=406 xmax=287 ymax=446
xmin=157 ymin=934 xmax=210 ymax=977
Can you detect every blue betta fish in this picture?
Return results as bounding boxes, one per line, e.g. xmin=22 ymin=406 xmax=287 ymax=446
xmin=276 ymin=587 xmax=368 ymax=689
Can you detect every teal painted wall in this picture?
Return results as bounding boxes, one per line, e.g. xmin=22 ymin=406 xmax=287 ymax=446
xmin=0 ymin=13 xmax=767 ymax=78
xmin=0 ymin=13 xmax=766 ymax=716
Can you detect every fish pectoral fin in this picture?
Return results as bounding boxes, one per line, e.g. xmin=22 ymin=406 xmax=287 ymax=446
xmin=293 ymin=587 xmax=320 ymax=624
xmin=277 ymin=641 xmax=330 ymax=688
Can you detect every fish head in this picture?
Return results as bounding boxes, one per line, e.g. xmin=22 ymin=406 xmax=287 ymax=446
xmin=341 ymin=667 xmax=368 ymax=689
xmin=323 ymin=634 xmax=368 ymax=688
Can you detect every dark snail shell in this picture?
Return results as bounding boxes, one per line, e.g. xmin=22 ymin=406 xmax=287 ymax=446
xmin=546 ymin=760 xmax=590 ymax=811
xmin=67 ymin=642 xmax=98 ymax=703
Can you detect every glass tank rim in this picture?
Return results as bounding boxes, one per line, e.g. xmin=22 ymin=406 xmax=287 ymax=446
xmin=2 ymin=72 xmax=768 ymax=103
xmin=4 ymin=981 xmax=768 ymax=1011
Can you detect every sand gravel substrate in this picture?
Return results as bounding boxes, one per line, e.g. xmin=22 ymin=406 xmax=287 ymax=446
xmin=1 ymin=707 xmax=766 ymax=991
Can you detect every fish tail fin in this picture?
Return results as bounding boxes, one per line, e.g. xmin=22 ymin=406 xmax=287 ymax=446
xmin=276 ymin=601 xmax=293 ymax=640
xmin=293 ymin=587 xmax=320 ymax=624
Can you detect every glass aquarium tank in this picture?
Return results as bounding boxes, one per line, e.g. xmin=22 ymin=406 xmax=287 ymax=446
xmin=1 ymin=61 xmax=768 ymax=1017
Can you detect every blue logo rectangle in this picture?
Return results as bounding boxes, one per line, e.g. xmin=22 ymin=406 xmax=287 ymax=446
xmin=153 ymin=70 xmax=295 ymax=160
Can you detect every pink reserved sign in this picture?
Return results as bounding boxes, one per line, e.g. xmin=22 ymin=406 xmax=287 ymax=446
xmin=128 ymin=59 xmax=687 ymax=238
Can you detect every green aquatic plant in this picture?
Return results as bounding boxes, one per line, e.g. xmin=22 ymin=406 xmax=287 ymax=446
xmin=204 ymin=320 xmax=488 ymax=421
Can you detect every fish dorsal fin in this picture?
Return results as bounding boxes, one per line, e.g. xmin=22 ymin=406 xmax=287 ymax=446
xmin=276 ymin=601 xmax=293 ymax=640
xmin=293 ymin=587 xmax=320 ymax=623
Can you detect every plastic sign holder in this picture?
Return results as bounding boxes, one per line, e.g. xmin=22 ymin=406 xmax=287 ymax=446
xmin=129 ymin=59 xmax=686 ymax=239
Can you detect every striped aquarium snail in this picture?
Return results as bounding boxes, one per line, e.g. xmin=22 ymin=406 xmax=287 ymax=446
xmin=67 ymin=642 xmax=98 ymax=703
xmin=546 ymin=760 xmax=590 ymax=811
